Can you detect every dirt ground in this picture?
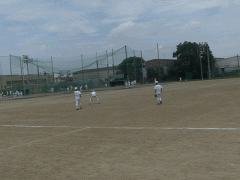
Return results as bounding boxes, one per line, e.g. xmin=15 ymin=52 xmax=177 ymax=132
xmin=1 ymin=78 xmax=240 ymax=180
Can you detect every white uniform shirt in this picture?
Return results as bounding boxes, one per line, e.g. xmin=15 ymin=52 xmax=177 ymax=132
xmin=154 ymin=84 xmax=162 ymax=94
xmin=91 ymin=92 xmax=97 ymax=96
xmin=74 ymin=90 xmax=81 ymax=99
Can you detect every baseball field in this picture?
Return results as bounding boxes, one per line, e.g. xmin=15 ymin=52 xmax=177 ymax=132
xmin=1 ymin=77 xmax=240 ymax=179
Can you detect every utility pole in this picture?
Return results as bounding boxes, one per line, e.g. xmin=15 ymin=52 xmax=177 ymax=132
xmin=96 ymin=52 xmax=99 ymax=85
xmin=125 ymin=46 xmax=129 ymax=82
xmin=51 ymin=56 xmax=54 ymax=83
xmin=10 ymin=54 xmax=13 ymax=92
xmin=21 ymin=56 xmax=26 ymax=95
xmin=157 ymin=43 xmax=160 ymax=80
xmin=237 ymin=54 xmax=239 ymax=75
xmin=206 ymin=42 xmax=211 ymax=79
xmin=141 ymin=51 xmax=144 ymax=84
xmin=133 ymin=50 xmax=136 ymax=81
xmin=0 ymin=62 xmax=2 ymax=91
xmin=112 ymin=49 xmax=115 ymax=75
xmin=106 ymin=50 xmax=110 ymax=86
xmin=81 ymin=54 xmax=84 ymax=81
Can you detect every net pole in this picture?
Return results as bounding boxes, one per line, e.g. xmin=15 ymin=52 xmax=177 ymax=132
xmin=237 ymin=54 xmax=239 ymax=75
xmin=20 ymin=57 xmax=26 ymax=95
xmin=112 ymin=49 xmax=114 ymax=75
xmin=206 ymin=42 xmax=211 ymax=79
xmin=134 ymin=50 xmax=136 ymax=81
xmin=141 ymin=50 xmax=144 ymax=84
xmin=106 ymin=50 xmax=109 ymax=86
xmin=96 ymin=52 xmax=99 ymax=86
xmin=125 ymin=46 xmax=129 ymax=82
xmin=51 ymin=56 xmax=54 ymax=83
xmin=0 ymin=62 xmax=2 ymax=91
xmin=26 ymin=58 xmax=29 ymax=81
xmin=37 ymin=58 xmax=40 ymax=83
xmin=10 ymin=54 xmax=13 ymax=92
xmin=157 ymin=43 xmax=160 ymax=79
xmin=81 ymin=54 xmax=84 ymax=82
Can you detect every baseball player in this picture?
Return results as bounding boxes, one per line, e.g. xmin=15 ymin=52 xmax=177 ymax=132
xmin=89 ymin=90 xmax=100 ymax=105
xmin=74 ymin=87 xmax=82 ymax=110
xmin=154 ymin=81 xmax=162 ymax=105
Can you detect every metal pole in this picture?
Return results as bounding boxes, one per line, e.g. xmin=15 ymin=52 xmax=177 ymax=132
xmin=10 ymin=54 xmax=13 ymax=92
xmin=81 ymin=54 xmax=84 ymax=82
xmin=237 ymin=54 xmax=239 ymax=75
xmin=96 ymin=52 xmax=99 ymax=85
xmin=125 ymin=46 xmax=129 ymax=82
xmin=0 ymin=62 xmax=2 ymax=91
xmin=21 ymin=57 xmax=26 ymax=95
xmin=112 ymin=49 xmax=114 ymax=75
xmin=37 ymin=58 xmax=40 ymax=84
xmin=141 ymin=51 xmax=144 ymax=84
xmin=134 ymin=50 xmax=136 ymax=81
xmin=157 ymin=43 xmax=160 ymax=79
xmin=51 ymin=56 xmax=54 ymax=83
xmin=106 ymin=50 xmax=110 ymax=87
xmin=206 ymin=43 xmax=211 ymax=79
xmin=27 ymin=58 xmax=29 ymax=81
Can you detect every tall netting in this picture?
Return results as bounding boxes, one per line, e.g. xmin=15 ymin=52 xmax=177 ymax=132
xmin=1 ymin=45 xmax=177 ymax=95
xmin=24 ymin=46 xmax=142 ymax=75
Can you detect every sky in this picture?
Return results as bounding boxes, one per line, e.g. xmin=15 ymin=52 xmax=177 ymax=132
xmin=0 ymin=0 xmax=240 ymax=74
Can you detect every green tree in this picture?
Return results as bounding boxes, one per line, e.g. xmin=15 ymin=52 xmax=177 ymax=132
xmin=168 ymin=41 xmax=215 ymax=79
xmin=118 ymin=56 xmax=145 ymax=82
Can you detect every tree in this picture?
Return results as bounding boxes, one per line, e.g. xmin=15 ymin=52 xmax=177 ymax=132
xmin=169 ymin=41 xmax=215 ymax=79
xmin=118 ymin=56 xmax=145 ymax=82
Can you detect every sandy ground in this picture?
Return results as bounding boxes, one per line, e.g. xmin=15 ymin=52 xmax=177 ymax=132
xmin=1 ymin=78 xmax=240 ymax=180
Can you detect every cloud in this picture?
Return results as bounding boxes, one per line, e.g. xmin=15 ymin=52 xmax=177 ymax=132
xmin=108 ymin=21 xmax=135 ymax=36
xmin=41 ymin=19 xmax=97 ymax=36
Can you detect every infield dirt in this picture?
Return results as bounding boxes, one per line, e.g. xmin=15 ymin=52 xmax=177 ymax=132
xmin=1 ymin=78 xmax=240 ymax=179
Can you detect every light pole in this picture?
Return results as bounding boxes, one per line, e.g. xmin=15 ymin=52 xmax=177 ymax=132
xmin=205 ymin=42 xmax=211 ymax=79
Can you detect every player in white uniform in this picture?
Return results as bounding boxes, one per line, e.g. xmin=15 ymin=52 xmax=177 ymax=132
xmin=154 ymin=81 xmax=162 ymax=105
xmin=89 ymin=90 xmax=100 ymax=105
xmin=74 ymin=87 xmax=82 ymax=110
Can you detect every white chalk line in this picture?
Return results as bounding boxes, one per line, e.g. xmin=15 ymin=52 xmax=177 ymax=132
xmin=90 ymin=127 xmax=240 ymax=131
xmin=1 ymin=126 xmax=240 ymax=152
xmin=2 ymin=125 xmax=240 ymax=130
xmin=0 ymin=127 xmax=89 ymax=152
xmin=2 ymin=125 xmax=73 ymax=128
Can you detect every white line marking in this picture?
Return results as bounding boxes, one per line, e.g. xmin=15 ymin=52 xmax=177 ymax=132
xmin=0 ymin=127 xmax=89 ymax=152
xmin=2 ymin=125 xmax=240 ymax=130
xmin=90 ymin=127 xmax=240 ymax=130
xmin=2 ymin=125 xmax=73 ymax=128
xmin=1 ymin=126 xmax=239 ymax=152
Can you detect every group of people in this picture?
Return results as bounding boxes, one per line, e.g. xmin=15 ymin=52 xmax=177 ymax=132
xmin=74 ymin=81 xmax=163 ymax=110
xmin=74 ymin=87 xmax=100 ymax=110
xmin=13 ymin=91 xmax=23 ymax=99
xmin=125 ymin=80 xmax=136 ymax=88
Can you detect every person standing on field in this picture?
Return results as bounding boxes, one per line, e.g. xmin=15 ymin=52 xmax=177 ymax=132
xmin=89 ymin=90 xmax=100 ymax=105
xmin=154 ymin=81 xmax=162 ymax=105
xmin=74 ymin=87 xmax=82 ymax=110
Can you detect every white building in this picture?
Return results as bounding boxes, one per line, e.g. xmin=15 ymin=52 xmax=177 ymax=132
xmin=215 ymin=56 xmax=240 ymax=72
